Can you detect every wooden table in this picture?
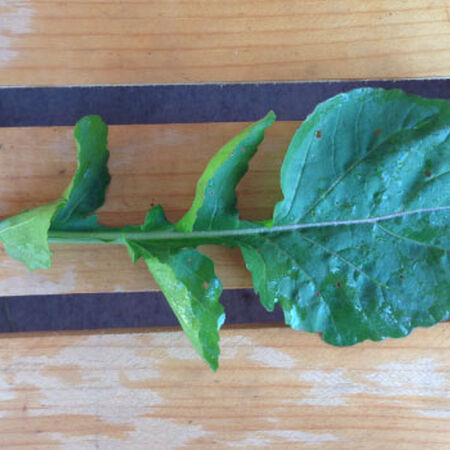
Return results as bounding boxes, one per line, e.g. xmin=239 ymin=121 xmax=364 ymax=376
xmin=0 ymin=1 xmax=449 ymax=448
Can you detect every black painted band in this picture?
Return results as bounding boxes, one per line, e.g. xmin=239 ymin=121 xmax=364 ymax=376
xmin=1 ymin=290 xmax=283 ymax=333
xmin=1 ymin=79 xmax=449 ymax=127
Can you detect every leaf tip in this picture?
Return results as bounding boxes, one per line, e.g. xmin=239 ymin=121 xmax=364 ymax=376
xmin=75 ymin=114 xmax=107 ymax=128
xmin=265 ymin=110 xmax=277 ymax=123
xmin=206 ymin=355 xmax=219 ymax=372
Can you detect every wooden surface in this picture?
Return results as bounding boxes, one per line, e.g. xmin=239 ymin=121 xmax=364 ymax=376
xmin=1 ymin=1 xmax=450 ymax=448
xmin=0 ymin=121 xmax=296 ymax=296
xmin=0 ymin=325 xmax=449 ymax=449
xmin=0 ymin=0 xmax=449 ymax=86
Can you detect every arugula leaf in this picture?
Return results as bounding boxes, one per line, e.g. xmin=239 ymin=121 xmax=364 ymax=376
xmin=125 ymin=206 xmax=225 ymax=371
xmin=1 ymin=88 xmax=448 ymax=369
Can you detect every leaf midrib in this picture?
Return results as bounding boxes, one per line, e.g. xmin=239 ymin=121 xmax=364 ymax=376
xmin=48 ymin=206 xmax=450 ymax=245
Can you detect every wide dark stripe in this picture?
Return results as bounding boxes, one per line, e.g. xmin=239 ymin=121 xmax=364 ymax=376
xmin=0 ymin=79 xmax=448 ymax=127
xmin=0 ymin=290 xmax=283 ymax=333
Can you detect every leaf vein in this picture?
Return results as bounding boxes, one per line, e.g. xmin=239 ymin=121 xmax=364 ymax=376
xmin=376 ymin=223 xmax=449 ymax=252
xmin=298 ymin=114 xmax=440 ymax=222
xmin=298 ymin=233 xmax=389 ymax=289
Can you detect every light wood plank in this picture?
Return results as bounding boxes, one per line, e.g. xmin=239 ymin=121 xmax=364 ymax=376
xmin=0 ymin=325 xmax=448 ymax=448
xmin=0 ymin=0 xmax=449 ymax=86
xmin=0 ymin=121 xmax=295 ymax=295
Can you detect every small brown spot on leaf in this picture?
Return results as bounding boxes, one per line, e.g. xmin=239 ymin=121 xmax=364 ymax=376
xmin=203 ymin=282 xmax=209 ymax=290
xmin=424 ymin=170 xmax=432 ymax=177
xmin=315 ymin=292 xmax=320 ymax=297
xmin=59 ymin=169 xmax=66 ymax=175
xmin=399 ymin=274 xmax=404 ymax=279
xmin=375 ymin=129 xmax=382 ymax=136
xmin=336 ymin=282 xmax=342 ymax=288
xmin=316 ymin=130 xmax=322 ymax=138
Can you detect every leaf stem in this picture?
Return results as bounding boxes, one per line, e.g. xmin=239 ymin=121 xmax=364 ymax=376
xmin=48 ymin=206 xmax=449 ymax=244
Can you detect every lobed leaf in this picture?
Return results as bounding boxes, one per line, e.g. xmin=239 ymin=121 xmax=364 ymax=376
xmin=1 ymin=88 xmax=448 ymax=370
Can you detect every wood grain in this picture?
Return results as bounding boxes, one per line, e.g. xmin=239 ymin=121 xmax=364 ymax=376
xmin=0 ymin=121 xmax=295 ymax=295
xmin=0 ymin=325 xmax=448 ymax=449
xmin=0 ymin=0 xmax=449 ymax=86
xmin=1 ymin=2 xmax=449 ymax=448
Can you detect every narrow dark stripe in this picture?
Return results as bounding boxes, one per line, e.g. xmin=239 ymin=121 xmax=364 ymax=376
xmin=0 ymin=290 xmax=283 ymax=333
xmin=0 ymin=79 xmax=448 ymax=127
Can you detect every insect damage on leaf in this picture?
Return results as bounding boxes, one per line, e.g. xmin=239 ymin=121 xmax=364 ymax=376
xmin=0 ymin=88 xmax=448 ymax=370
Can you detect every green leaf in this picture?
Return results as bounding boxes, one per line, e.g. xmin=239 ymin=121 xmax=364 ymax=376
xmin=52 ymin=115 xmax=110 ymax=228
xmin=239 ymin=88 xmax=450 ymax=345
xmin=177 ymin=111 xmax=276 ymax=231
xmin=125 ymin=206 xmax=225 ymax=371
xmin=0 ymin=202 xmax=59 ymax=270
xmin=2 ymin=88 xmax=449 ymax=370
